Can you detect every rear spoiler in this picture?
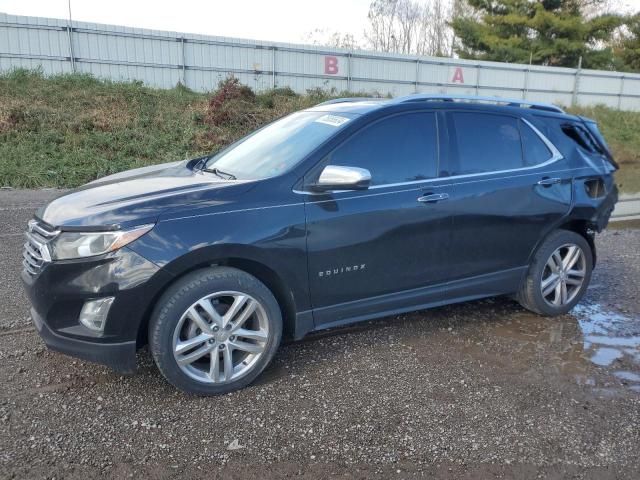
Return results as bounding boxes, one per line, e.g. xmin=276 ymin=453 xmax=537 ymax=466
xmin=579 ymin=116 xmax=619 ymax=170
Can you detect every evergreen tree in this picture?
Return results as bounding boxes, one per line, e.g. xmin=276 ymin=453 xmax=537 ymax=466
xmin=614 ymin=14 xmax=640 ymax=72
xmin=452 ymin=0 xmax=623 ymax=69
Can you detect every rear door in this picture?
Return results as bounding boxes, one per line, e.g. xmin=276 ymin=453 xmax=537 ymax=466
xmin=440 ymin=110 xmax=572 ymax=283
xmin=303 ymin=111 xmax=452 ymax=327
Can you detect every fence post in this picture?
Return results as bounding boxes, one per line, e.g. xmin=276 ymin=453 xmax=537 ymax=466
xmin=415 ymin=58 xmax=419 ymax=93
xmin=180 ymin=37 xmax=186 ymax=86
xmin=618 ymin=74 xmax=625 ymax=110
xmin=523 ymin=67 xmax=529 ymax=99
xmin=571 ymin=56 xmax=582 ymax=107
xmin=347 ymin=52 xmax=352 ymax=92
xmin=272 ymin=47 xmax=276 ymax=89
xmin=476 ymin=64 xmax=481 ymax=95
xmin=66 ymin=25 xmax=76 ymax=73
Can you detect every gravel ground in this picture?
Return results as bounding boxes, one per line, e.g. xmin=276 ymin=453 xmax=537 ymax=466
xmin=1 ymin=189 xmax=639 ymax=479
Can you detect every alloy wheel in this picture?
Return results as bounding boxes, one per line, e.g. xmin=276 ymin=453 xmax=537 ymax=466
xmin=540 ymin=243 xmax=587 ymax=307
xmin=172 ymin=291 xmax=270 ymax=384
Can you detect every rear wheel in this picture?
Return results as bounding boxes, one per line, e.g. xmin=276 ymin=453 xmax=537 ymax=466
xmin=518 ymin=230 xmax=593 ymax=316
xmin=149 ymin=267 xmax=282 ymax=395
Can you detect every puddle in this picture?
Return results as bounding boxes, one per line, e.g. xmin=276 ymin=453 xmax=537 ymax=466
xmin=589 ymin=347 xmax=623 ymax=366
xmin=613 ymin=371 xmax=640 ymax=382
xmin=573 ymin=303 xmax=640 ymax=379
xmin=480 ymin=302 xmax=640 ymax=393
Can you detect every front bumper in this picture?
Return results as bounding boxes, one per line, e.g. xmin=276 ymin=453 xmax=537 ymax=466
xmin=31 ymin=307 xmax=138 ymax=373
xmin=22 ymin=246 xmax=172 ymax=373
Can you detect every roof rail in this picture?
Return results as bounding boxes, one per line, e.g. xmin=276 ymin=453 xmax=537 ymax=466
xmin=314 ymin=97 xmax=387 ymax=107
xmin=394 ymin=94 xmax=565 ymax=113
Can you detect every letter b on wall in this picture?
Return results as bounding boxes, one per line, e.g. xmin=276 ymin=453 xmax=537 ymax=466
xmin=325 ymin=56 xmax=339 ymax=75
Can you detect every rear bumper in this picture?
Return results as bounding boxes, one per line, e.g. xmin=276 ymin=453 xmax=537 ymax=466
xmin=31 ymin=307 xmax=137 ymax=373
xmin=592 ymin=182 xmax=618 ymax=231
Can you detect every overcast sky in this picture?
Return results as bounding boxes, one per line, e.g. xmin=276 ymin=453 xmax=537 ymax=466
xmin=0 ymin=0 xmax=638 ymax=45
xmin=0 ymin=0 xmax=372 ymax=44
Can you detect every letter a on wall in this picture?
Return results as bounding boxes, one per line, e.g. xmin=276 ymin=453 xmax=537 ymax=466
xmin=325 ymin=56 xmax=339 ymax=75
xmin=451 ymin=67 xmax=464 ymax=84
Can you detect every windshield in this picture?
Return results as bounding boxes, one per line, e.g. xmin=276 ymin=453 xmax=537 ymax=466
xmin=204 ymin=111 xmax=357 ymax=180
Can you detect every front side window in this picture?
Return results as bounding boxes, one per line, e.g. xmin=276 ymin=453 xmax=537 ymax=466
xmin=205 ymin=111 xmax=357 ymax=180
xmin=324 ymin=112 xmax=438 ymax=186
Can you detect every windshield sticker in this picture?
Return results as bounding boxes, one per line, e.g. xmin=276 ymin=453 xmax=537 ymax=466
xmin=315 ymin=114 xmax=350 ymax=127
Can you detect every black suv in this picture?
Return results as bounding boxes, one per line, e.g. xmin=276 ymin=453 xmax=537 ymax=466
xmin=22 ymin=94 xmax=618 ymax=395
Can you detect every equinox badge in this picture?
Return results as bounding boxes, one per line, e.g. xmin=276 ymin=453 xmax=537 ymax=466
xmin=318 ymin=264 xmax=366 ymax=278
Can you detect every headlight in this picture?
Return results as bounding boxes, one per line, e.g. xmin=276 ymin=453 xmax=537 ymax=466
xmin=48 ymin=224 xmax=154 ymax=260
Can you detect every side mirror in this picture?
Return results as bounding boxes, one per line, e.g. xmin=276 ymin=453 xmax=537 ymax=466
xmin=310 ymin=165 xmax=371 ymax=192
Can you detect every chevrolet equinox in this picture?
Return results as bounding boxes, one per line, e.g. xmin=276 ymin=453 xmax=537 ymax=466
xmin=22 ymin=94 xmax=618 ymax=395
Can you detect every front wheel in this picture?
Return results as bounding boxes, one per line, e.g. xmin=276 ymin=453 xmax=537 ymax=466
xmin=518 ymin=230 xmax=593 ymax=316
xmin=149 ymin=267 xmax=282 ymax=395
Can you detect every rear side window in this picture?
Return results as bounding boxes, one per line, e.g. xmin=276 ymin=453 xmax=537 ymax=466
xmin=448 ymin=113 xmax=556 ymax=175
xmin=449 ymin=112 xmax=522 ymax=175
xmin=520 ymin=120 xmax=552 ymax=166
xmin=326 ymin=112 xmax=438 ymax=185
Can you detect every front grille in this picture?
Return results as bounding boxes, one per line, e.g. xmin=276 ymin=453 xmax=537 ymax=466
xmin=22 ymin=219 xmax=58 ymax=276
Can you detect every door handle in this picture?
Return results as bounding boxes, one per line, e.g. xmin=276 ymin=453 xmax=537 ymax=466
xmin=417 ymin=193 xmax=449 ymax=203
xmin=537 ymin=177 xmax=562 ymax=186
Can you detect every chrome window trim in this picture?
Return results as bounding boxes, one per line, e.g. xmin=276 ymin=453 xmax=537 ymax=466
xmin=364 ymin=178 xmax=439 ymax=190
xmin=294 ymin=116 xmax=564 ymax=195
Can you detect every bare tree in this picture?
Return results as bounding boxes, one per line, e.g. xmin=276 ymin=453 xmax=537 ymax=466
xmin=423 ymin=0 xmax=452 ymax=56
xmin=396 ymin=0 xmax=422 ymax=53
xmin=365 ymin=0 xmax=401 ymax=52
xmin=364 ymin=0 xmax=456 ymax=57
xmin=305 ymin=29 xmax=361 ymax=50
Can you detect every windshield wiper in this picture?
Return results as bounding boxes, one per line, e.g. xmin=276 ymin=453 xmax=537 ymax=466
xmin=203 ymin=167 xmax=237 ymax=180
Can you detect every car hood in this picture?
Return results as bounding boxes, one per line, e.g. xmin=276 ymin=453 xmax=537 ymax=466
xmin=37 ymin=159 xmax=254 ymax=229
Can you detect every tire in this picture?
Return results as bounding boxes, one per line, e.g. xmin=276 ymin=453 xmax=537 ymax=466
xmin=149 ymin=266 xmax=282 ymax=395
xmin=517 ymin=229 xmax=593 ymax=316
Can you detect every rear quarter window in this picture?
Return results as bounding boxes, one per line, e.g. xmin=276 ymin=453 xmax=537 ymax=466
xmin=520 ymin=120 xmax=553 ymax=166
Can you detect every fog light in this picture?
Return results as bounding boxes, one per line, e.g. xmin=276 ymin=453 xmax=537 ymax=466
xmin=79 ymin=297 xmax=114 ymax=333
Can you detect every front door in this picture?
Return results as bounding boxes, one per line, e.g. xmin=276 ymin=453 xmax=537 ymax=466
xmin=303 ymin=111 xmax=452 ymax=328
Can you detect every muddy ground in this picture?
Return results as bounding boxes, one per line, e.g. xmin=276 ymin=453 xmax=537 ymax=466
xmin=1 ymin=190 xmax=639 ymax=479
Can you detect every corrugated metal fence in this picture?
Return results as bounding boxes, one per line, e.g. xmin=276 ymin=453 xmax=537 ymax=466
xmin=2 ymin=13 xmax=640 ymax=110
